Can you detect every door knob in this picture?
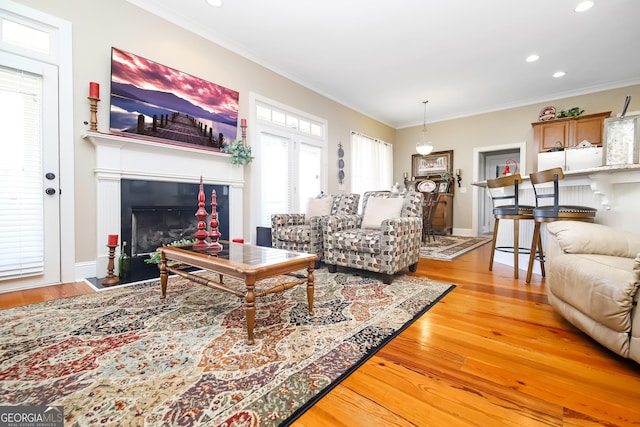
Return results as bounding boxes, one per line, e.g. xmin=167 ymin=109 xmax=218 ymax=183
xmin=45 ymin=188 xmax=56 ymax=195
xmin=45 ymin=172 xmax=55 ymax=180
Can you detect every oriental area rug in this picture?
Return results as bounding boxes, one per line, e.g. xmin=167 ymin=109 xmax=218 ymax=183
xmin=420 ymin=235 xmax=492 ymax=261
xmin=0 ymin=268 xmax=454 ymax=426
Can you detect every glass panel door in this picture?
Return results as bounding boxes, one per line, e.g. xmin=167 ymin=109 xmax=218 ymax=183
xmin=0 ymin=57 xmax=60 ymax=286
xmin=297 ymin=141 xmax=322 ymax=214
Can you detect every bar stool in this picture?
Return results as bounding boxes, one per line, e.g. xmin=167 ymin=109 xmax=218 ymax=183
xmin=525 ymin=167 xmax=597 ymax=283
xmin=487 ymin=174 xmax=539 ymax=279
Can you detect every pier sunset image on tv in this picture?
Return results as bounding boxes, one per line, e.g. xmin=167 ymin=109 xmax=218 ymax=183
xmin=109 ymin=47 xmax=239 ymax=150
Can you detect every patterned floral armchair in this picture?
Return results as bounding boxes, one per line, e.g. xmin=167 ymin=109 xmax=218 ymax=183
xmin=323 ymin=191 xmax=423 ymax=284
xmin=271 ymin=193 xmax=360 ymax=264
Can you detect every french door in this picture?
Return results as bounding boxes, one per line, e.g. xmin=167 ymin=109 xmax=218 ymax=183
xmin=256 ymin=128 xmax=323 ymax=226
xmin=0 ymin=53 xmax=61 ymax=288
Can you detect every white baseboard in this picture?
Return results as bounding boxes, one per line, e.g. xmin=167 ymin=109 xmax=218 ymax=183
xmin=75 ymin=261 xmax=96 ymax=282
xmin=451 ymin=228 xmax=473 ymax=237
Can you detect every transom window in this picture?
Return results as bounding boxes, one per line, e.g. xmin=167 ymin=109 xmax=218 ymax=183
xmin=256 ymin=101 xmax=324 ymax=138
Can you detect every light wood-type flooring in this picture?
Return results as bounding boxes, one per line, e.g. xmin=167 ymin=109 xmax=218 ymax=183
xmin=2 ymin=243 xmax=639 ymax=426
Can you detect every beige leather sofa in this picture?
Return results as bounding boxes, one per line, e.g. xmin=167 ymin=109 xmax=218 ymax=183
xmin=546 ymin=221 xmax=640 ymax=364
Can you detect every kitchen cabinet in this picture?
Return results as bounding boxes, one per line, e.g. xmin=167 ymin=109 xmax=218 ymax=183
xmin=532 ymin=111 xmax=611 ymax=152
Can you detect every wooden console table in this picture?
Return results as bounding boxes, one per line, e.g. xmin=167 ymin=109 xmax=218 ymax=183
xmin=432 ymin=192 xmax=453 ymax=235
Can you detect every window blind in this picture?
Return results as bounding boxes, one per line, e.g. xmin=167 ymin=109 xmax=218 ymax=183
xmin=0 ymin=65 xmax=44 ymax=279
xmin=260 ymin=132 xmax=291 ymax=226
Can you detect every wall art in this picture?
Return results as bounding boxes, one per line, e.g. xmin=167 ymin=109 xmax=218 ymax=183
xmin=109 ymin=47 xmax=239 ymax=150
xmin=412 ymin=150 xmax=453 ymax=179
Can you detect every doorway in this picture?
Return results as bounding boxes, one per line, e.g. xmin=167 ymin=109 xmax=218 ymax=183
xmin=472 ymin=142 xmax=527 ymax=237
xmin=0 ymin=3 xmax=74 ymax=291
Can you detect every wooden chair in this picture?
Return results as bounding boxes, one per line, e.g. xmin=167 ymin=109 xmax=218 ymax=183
xmin=422 ymin=192 xmax=440 ymax=243
xmin=525 ymin=167 xmax=597 ymax=283
xmin=486 ymin=174 xmax=539 ymax=279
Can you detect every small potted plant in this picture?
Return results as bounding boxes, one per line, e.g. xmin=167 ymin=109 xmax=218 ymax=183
xmin=222 ymin=140 xmax=254 ymax=165
xmin=145 ymin=238 xmax=198 ymax=265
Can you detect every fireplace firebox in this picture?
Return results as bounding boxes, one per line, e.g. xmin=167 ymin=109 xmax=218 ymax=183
xmin=121 ymin=179 xmax=229 ymax=258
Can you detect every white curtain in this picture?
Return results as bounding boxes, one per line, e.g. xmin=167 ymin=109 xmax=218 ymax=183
xmin=350 ymin=131 xmax=393 ymax=202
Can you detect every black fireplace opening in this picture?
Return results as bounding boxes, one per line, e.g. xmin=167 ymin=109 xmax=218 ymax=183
xmin=118 ymin=179 xmax=230 ymax=283
xmin=131 ymin=207 xmax=199 ymax=256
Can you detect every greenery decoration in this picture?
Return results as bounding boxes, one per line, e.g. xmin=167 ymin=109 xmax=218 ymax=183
xmin=144 ymin=238 xmax=198 ymax=264
xmin=222 ymin=140 xmax=254 ymax=165
xmin=556 ymin=107 xmax=584 ymax=118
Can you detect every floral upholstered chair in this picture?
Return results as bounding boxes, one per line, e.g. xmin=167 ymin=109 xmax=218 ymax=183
xmin=323 ymin=191 xmax=423 ymax=284
xmin=271 ymin=193 xmax=360 ymax=265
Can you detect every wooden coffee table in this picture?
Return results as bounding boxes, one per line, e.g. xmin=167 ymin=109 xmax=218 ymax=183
xmin=157 ymin=241 xmax=317 ymax=344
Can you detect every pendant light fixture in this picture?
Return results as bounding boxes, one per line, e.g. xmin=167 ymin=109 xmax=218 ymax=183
xmin=416 ymin=100 xmax=434 ymax=155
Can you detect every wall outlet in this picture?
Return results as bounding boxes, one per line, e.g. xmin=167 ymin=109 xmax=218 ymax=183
xmin=459 ymin=187 xmax=467 ymax=193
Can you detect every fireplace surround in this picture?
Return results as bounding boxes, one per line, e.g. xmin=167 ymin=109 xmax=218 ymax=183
xmin=84 ymin=132 xmax=244 ymax=278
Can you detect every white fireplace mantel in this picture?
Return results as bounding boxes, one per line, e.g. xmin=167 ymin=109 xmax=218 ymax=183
xmin=83 ymin=131 xmax=244 ymax=277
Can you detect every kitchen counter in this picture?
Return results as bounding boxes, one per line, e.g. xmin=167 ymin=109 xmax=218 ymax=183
xmin=472 ymin=163 xmax=640 ymax=209
xmin=474 ymin=163 xmax=640 ymax=274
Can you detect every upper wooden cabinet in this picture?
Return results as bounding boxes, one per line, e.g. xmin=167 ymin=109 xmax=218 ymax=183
xmin=532 ymin=111 xmax=611 ymax=152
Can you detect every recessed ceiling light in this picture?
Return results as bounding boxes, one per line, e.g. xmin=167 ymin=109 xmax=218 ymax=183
xmin=207 ymin=0 xmax=223 ymax=7
xmin=526 ymin=54 xmax=540 ymax=63
xmin=553 ymin=71 xmax=567 ymax=78
xmin=575 ymin=1 xmax=594 ymax=12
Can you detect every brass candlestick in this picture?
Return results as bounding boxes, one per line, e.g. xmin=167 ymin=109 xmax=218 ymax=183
xmin=102 ymin=244 xmax=120 ymax=286
xmin=88 ymin=96 xmax=100 ymax=132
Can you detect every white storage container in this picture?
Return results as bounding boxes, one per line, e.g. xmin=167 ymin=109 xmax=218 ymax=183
xmin=537 ymin=151 xmax=565 ymax=171
xmin=565 ymin=147 xmax=603 ymax=171
xmin=604 ymin=114 xmax=640 ymax=165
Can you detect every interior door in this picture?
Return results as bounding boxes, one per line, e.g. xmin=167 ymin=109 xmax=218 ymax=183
xmin=0 ymin=53 xmax=61 ymax=288
xmin=481 ymin=151 xmax=519 ymax=234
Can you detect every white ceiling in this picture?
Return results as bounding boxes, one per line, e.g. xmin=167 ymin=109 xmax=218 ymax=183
xmin=127 ymin=0 xmax=640 ymax=128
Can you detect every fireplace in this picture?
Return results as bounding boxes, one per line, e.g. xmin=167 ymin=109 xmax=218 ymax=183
xmin=121 ymin=179 xmax=229 ymax=257
xmin=84 ymin=131 xmax=244 ymax=281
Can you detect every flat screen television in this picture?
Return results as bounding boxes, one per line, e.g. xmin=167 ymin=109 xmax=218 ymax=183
xmin=109 ymin=47 xmax=239 ymax=150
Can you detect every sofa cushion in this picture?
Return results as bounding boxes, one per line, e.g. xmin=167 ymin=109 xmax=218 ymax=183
xmin=548 ymin=253 xmax=639 ymax=333
xmin=547 ymin=221 xmax=640 ymax=258
xmin=331 ymin=193 xmax=360 ymax=215
xmin=305 ymin=196 xmax=333 ymax=224
xmin=274 ymin=225 xmax=312 ymax=243
xmin=329 ymin=229 xmax=380 ymax=254
xmin=361 ymin=197 xmax=404 ymax=229
xmin=630 ymin=254 xmax=640 ymax=364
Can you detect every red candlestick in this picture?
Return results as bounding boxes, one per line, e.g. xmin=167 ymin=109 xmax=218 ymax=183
xmin=89 ymin=82 xmax=100 ymax=99
xmin=240 ymin=118 xmax=247 ymax=127
xmin=193 ymin=177 xmax=210 ymax=250
xmin=108 ymin=234 xmax=118 ymax=246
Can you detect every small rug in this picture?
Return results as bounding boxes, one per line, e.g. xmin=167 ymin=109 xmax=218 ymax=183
xmin=0 ymin=268 xmax=454 ymax=426
xmin=420 ymin=235 xmax=492 ymax=260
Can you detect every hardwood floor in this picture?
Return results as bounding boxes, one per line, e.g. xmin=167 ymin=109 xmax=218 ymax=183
xmin=2 ymin=243 xmax=639 ymax=426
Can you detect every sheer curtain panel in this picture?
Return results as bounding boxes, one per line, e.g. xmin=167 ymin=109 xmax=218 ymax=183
xmin=350 ymin=132 xmax=393 ymax=201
